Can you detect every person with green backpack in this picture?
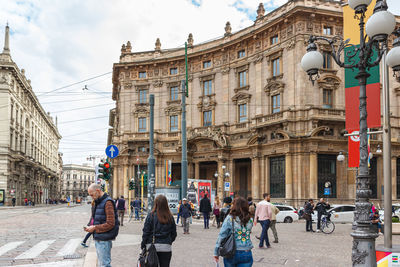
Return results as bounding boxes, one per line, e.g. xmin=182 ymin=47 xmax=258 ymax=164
xmin=213 ymin=197 xmax=254 ymax=267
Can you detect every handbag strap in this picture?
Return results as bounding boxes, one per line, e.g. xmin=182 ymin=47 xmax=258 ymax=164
xmin=231 ymin=216 xmax=235 ymax=238
xmin=152 ymin=212 xmax=156 ymax=244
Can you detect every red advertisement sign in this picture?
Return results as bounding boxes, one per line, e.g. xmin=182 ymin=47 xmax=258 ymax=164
xmin=345 ymin=83 xmax=381 ymax=131
xmin=348 ymin=131 xmax=360 ymax=168
xmin=198 ymin=182 xmax=211 ymax=203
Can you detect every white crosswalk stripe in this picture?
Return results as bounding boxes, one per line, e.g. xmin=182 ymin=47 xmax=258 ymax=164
xmin=0 ymin=241 xmax=25 ymax=257
xmin=56 ymin=238 xmax=81 ymax=257
xmin=15 ymin=240 xmax=56 ymax=260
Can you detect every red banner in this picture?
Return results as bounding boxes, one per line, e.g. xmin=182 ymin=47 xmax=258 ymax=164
xmin=345 ymin=83 xmax=381 ymax=131
xmin=348 ymin=131 xmax=360 ymax=168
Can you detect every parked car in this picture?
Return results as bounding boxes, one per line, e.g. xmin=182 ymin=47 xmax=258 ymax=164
xmin=275 ymin=205 xmax=299 ymax=223
xmin=328 ymin=205 xmax=355 ymax=223
xmin=379 ymin=204 xmax=400 ymax=221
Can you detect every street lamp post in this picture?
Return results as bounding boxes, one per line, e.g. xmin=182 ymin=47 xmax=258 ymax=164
xmin=301 ymin=0 xmax=398 ymax=265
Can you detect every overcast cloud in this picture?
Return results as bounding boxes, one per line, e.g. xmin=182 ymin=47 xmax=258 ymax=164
xmin=0 ymin=0 xmax=399 ymax=165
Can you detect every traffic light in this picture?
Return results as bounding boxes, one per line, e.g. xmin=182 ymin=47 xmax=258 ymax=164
xmin=143 ymin=173 xmax=148 ymax=188
xmin=98 ymin=160 xmax=112 ymax=181
xmin=98 ymin=162 xmax=105 ymax=180
xmin=129 ymin=179 xmax=135 ymax=190
xmin=101 ymin=184 xmax=105 ymax=192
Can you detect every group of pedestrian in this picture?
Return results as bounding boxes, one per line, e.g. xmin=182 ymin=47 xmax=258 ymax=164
xmin=24 ymin=198 xmax=35 ymax=206
xmin=131 ymin=197 xmax=142 ymax=220
xmin=303 ymin=198 xmax=330 ymax=232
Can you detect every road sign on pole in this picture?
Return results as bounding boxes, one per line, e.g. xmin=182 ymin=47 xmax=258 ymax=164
xmin=105 ymin=145 xmax=119 ymax=159
xmin=224 ymin=182 xmax=230 ymax=192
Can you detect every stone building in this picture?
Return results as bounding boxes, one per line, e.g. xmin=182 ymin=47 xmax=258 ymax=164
xmin=0 ymin=25 xmax=61 ymax=206
xmin=109 ymin=0 xmax=400 ymax=206
xmin=61 ymin=164 xmax=95 ymax=200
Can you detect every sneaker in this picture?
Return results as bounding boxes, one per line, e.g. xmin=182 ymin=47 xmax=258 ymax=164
xmin=316 ymin=229 xmax=320 ymax=233
xmin=81 ymin=242 xmax=88 ymax=248
xmin=267 ymin=245 xmax=272 ymax=248
xmin=273 ymin=240 xmax=278 ymax=243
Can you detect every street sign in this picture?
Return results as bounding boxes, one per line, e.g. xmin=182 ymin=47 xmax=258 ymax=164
xmin=224 ymin=182 xmax=230 ymax=192
xmin=324 ymin=188 xmax=331 ymax=196
xmin=105 ymin=145 xmax=119 ymax=159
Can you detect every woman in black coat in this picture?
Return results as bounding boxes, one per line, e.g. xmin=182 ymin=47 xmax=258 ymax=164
xmin=141 ymin=195 xmax=177 ymax=267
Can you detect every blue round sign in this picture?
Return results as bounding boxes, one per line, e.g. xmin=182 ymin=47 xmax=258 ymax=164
xmin=105 ymin=145 xmax=119 ymax=159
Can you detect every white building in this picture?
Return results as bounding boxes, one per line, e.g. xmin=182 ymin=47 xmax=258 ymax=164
xmin=61 ymin=164 xmax=95 ymax=200
xmin=0 ymin=25 xmax=62 ymax=205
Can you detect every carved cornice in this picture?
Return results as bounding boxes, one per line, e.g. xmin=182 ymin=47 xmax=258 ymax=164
xmin=317 ymin=75 xmax=341 ymax=90
xmin=187 ymin=127 xmax=229 ymax=148
xmin=234 ymin=85 xmax=250 ymax=93
xmin=232 ymin=92 xmax=252 ymax=104
xmin=164 ymin=105 xmax=182 ymax=115
xmin=135 ymin=84 xmax=150 ymax=91
xmin=264 ymin=80 xmax=285 ymax=95
xmin=266 ymin=73 xmax=284 ymax=84
xmin=199 ymin=73 xmax=215 ymax=82
xmin=234 ymin=64 xmax=249 ymax=73
xmin=153 ymin=80 xmax=163 ymax=87
xmin=265 ymin=48 xmax=283 ymax=62
xmin=197 ymin=95 xmax=217 ymax=111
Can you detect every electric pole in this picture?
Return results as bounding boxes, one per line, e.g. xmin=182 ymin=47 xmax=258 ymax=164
xmin=147 ymin=94 xmax=156 ymax=211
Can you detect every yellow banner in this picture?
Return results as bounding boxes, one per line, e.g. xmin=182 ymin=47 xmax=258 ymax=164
xmin=343 ymin=0 xmax=376 ymax=43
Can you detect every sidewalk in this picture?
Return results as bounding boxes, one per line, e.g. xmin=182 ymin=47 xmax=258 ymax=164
xmin=83 ymin=216 xmax=367 ymax=267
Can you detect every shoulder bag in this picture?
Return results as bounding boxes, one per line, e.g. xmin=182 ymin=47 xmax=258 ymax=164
xmin=144 ymin=213 xmax=159 ymax=267
xmin=218 ymin=216 xmax=236 ymax=258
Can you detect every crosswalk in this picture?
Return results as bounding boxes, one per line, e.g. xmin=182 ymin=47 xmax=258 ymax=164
xmin=0 ymin=238 xmax=84 ymax=266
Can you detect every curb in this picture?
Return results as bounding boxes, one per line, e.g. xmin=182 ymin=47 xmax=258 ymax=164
xmin=83 ymin=242 xmax=97 ymax=267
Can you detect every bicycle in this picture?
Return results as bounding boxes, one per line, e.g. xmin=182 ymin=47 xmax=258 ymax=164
xmin=320 ymin=212 xmax=335 ymax=234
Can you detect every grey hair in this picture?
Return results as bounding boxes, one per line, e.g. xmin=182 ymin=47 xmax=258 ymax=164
xmin=88 ymin=183 xmax=101 ymax=191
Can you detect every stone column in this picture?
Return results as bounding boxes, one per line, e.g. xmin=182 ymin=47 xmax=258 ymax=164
xmin=251 ymin=156 xmax=260 ymax=200
xmin=217 ymin=161 xmax=224 ymax=199
xmin=265 ymin=156 xmax=270 ymax=194
xmin=195 ymin=162 xmax=200 ymax=180
xmin=285 ymin=153 xmax=293 ymax=199
xmin=254 ymin=58 xmax=263 ymax=115
xmin=260 ymin=156 xmax=265 ymax=197
xmin=112 ymin=166 xmax=118 ymax=199
xmin=309 ymin=152 xmax=318 ymax=199
xmin=123 ymin=165 xmax=128 ymax=198
xmin=227 ymin=160 xmax=234 ymax=196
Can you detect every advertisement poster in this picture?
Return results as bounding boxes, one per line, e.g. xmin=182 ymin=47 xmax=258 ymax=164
xmin=155 ymin=187 xmax=180 ymax=214
xmin=187 ymin=179 xmax=212 ymax=207
xmin=0 ymin=189 xmax=4 ymax=206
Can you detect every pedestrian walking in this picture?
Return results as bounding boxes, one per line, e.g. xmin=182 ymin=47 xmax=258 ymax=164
xmin=189 ymin=201 xmax=195 ymax=224
xmin=116 ymin=196 xmax=126 ymax=226
xmin=304 ymin=199 xmax=315 ymax=232
xmin=315 ymin=198 xmax=330 ymax=232
xmin=200 ymin=194 xmax=212 ymax=229
xmin=214 ymin=197 xmax=254 ymax=267
xmin=24 ymin=198 xmax=28 ymax=206
xmin=267 ymin=195 xmax=279 ymax=243
xmin=85 ymin=183 xmax=119 ymax=267
xmin=212 ymin=196 xmax=222 ymax=228
xmin=132 ymin=198 xmax=141 ymax=220
xmin=220 ymin=197 xmax=232 ymax=223
xmin=247 ymin=197 xmax=256 ymax=217
xmin=179 ymin=198 xmax=192 ymax=234
xmin=12 ymin=197 xmax=16 ymax=207
xmin=176 ymin=200 xmax=182 ymax=226
xmin=81 ymin=200 xmax=95 ymax=248
xmin=141 ymin=195 xmax=177 ymax=267
xmin=254 ymin=193 xmax=272 ymax=248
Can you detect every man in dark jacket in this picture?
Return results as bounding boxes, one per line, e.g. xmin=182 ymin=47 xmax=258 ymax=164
xmin=85 ymin=183 xmax=119 ymax=267
xmin=141 ymin=212 xmax=177 ymax=250
xmin=179 ymin=198 xmax=192 ymax=234
xmin=116 ymin=195 xmax=126 ymax=226
xmin=315 ymin=198 xmax=330 ymax=232
xmin=199 ymin=194 xmax=212 ymax=229
xmin=304 ymin=199 xmax=315 ymax=232
xmin=219 ymin=197 xmax=232 ymax=223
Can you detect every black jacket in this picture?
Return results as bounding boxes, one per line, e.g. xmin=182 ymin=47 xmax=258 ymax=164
xmin=199 ymin=197 xmax=212 ymax=213
xmin=315 ymin=202 xmax=330 ymax=214
xmin=179 ymin=203 xmax=192 ymax=218
xmin=141 ymin=212 xmax=177 ymax=249
xmin=305 ymin=202 xmax=314 ymax=215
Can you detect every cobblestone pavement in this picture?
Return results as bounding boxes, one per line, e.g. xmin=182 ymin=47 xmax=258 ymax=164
xmin=0 ymin=204 xmax=92 ymax=266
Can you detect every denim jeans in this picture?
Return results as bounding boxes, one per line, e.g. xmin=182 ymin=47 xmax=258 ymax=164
xmin=223 ymin=250 xmax=253 ymax=267
xmin=203 ymin=212 xmax=210 ymax=228
xmin=135 ymin=208 xmax=139 ymax=220
xmin=95 ymin=240 xmax=112 ymax=267
xmin=259 ymin=220 xmax=271 ymax=247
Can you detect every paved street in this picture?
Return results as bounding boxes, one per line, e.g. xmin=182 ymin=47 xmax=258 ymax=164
xmin=2 ymin=205 xmax=400 ymax=266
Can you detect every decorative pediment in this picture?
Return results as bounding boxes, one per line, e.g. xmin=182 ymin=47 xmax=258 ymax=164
xmin=309 ymin=126 xmax=330 ymax=137
xmin=317 ymin=75 xmax=341 ymax=90
xmin=187 ymin=127 xmax=229 ymax=148
xmin=132 ymin=106 xmax=149 ymax=115
xmin=231 ymin=92 xmax=252 ymax=104
xmin=197 ymin=95 xmax=216 ymax=111
xmin=135 ymin=84 xmax=150 ymax=91
xmin=264 ymin=80 xmax=285 ymax=95
xmin=164 ymin=105 xmax=182 ymax=116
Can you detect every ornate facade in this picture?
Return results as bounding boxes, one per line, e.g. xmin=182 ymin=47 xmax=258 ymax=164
xmin=0 ymin=25 xmax=61 ymax=205
xmin=61 ymin=164 xmax=95 ymax=200
xmin=109 ymin=0 xmax=400 ymax=206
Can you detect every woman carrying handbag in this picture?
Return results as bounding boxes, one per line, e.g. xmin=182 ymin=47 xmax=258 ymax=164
xmin=141 ymin=195 xmax=177 ymax=267
xmin=213 ymin=197 xmax=254 ymax=267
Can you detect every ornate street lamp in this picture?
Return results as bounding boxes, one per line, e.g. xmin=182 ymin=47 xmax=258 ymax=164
xmin=301 ymin=0 xmax=398 ymax=265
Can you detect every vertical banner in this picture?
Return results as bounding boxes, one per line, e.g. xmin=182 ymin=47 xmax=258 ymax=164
xmin=343 ymin=1 xmax=381 ymax=167
xmin=165 ymin=160 xmax=172 ymax=186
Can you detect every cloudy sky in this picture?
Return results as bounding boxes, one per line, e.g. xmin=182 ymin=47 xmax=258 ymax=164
xmin=0 ymin=0 xmax=399 ymax=165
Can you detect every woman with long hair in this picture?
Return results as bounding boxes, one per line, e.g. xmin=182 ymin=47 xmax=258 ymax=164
xmin=212 ymin=196 xmax=222 ymax=228
xmin=141 ymin=195 xmax=177 ymax=267
xmin=214 ymin=197 xmax=254 ymax=267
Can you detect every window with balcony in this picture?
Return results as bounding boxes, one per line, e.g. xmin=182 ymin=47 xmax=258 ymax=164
xmin=239 ymin=71 xmax=247 ymax=87
xmin=203 ymin=80 xmax=212 ymax=96
xmin=138 ymin=117 xmax=147 ymax=132
xmin=170 ymin=68 xmax=178 ymax=75
xmin=139 ymin=71 xmax=147 ymax=78
xmin=272 ymin=58 xmax=280 ymax=77
xmin=203 ymin=60 xmax=211 ymax=68
xmin=238 ymin=104 xmax=247 ymax=122
xmin=272 ymin=94 xmax=281 ymax=113
xmin=203 ymin=110 xmax=212 ymax=126
xmin=323 ymin=89 xmax=333 ymax=108
xmin=139 ymin=89 xmax=148 ymax=103
xmin=170 ymin=86 xmax=179 ymax=101
xmin=170 ymin=115 xmax=178 ymax=131
xmin=238 ymin=50 xmax=245 ymax=58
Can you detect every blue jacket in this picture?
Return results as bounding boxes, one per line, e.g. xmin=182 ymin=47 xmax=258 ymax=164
xmin=93 ymin=194 xmax=119 ymax=241
xmin=214 ymin=214 xmax=254 ymax=256
xmin=179 ymin=203 xmax=192 ymax=218
xmin=116 ymin=198 xmax=125 ymax=210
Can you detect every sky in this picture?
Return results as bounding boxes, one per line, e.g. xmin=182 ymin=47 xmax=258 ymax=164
xmin=0 ymin=0 xmax=399 ymax=166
